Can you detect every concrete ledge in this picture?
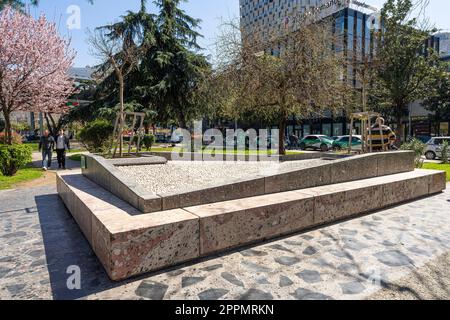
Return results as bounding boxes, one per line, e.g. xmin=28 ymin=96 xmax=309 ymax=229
xmin=57 ymin=171 xmax=199 ymax=281
xmin=82 ymin=151 xmax=417 ymax=214
xmin=58 ymin=167 xmax=445 ymax=281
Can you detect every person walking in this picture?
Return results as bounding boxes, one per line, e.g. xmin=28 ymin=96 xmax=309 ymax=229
xmin=39 ymin=130 xmax=55 ymax=171
xmin=55 ymin=129 xmax=70 ymax=170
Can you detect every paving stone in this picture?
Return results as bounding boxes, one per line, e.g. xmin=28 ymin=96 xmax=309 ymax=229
xmin=167 ymin=269 xmax=185 ymax=277
xmin=240 ymin=289 xmax=273 ymax=300
xmin=135 ymin=281 xmax=169 ymax=300
xmin=343 ymin=238 xmax=369 ymax=252
xmin=0 ymin=231 xmax=27 ymax=239
xmin=198 ymin=289 xmax=229 ymax=301
xmin=0 ymin=266 xmax=12 ymax=278
xmin=319 ymin=240 xmax=332 ymax=246
xmin=340 ymin=229 xmax=358 ymax=236
xmin=240 ymin=249 xmax=268 ymax=257
xmin=382 ymin=240 xmax=396 ymax=247
xmin=275 ymin=256 xmax=301 ymax=266
xmin=182 ymin=277 xmax=206 ymax=288
xmin=329 ymin=250 xmax=354 ymax=260
xmin=241 ymin=261 xmax=272 ymax=273
xmin=201 ymin=264 xmax=223 ymax=272
xmin=284 ymin=240 xmax=303 ymax=246
xmin=0 ymin=256 xmax=13 ymax=263
xmin=301 ymin=235 xmax=314 ymax=241
xmin=374 ymin=250 xmax=415 ymax=267
xmin=291 ymin=288 xmax=333 ymax=300
xmin=268 ymin=244 xmax=294 ymax=254
xmin=303 ymin=246 xmax=318 ymax=256
xmin=407 ymin=246 xmax=432 ymax=257
xmin=340 ymin=281 xmax=366 ymax=295
xmin=221 ymin=272 xmax=244 ymax=287
xmin=296 ymin=270 xmax=322 ymax=284
xmin=6 ymin=284 xmax=26 ymax=296
xmin=279 ymin=276 xmax=294 ymax=287
xmin=256 ymin=276 xmax=271 ymax=285
xmin=337 ymin=263 xmax=359 ymax=274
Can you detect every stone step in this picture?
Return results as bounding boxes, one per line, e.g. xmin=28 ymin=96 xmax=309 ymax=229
xmin=57 ymin=169 xmax=446 ymax=281
xmin=82 ymin=151 xmax=416 ymax=213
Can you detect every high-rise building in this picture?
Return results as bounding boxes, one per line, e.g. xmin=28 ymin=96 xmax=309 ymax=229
xmin=435 ymin=32 xmax=450 ymax=57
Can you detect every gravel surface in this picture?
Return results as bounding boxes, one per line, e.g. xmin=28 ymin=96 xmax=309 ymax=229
xmin=368 ymin=252 xmax=450 ymax=300
xmin=116 ymin=159 xmax=329 ymax=195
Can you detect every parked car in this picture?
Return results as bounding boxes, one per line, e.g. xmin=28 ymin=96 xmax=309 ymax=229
xmin=332 ymin=135 xmax=362 ymax=151
xmin=425 ymin=137 xmax=450 ymax=160
xmin=299 ymin=135 xmax=334 ymax=152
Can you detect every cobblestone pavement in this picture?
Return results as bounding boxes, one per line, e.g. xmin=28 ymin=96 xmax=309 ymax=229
xmin=1 ymin=185 xmax=449 ymax=300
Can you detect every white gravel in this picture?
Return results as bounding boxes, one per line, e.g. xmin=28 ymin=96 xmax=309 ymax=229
xmin=116 ymin=159 xmax=329 ymax=195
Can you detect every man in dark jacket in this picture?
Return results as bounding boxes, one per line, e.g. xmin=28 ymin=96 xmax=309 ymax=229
xmin=39 ymin=130 xmax=55 ymax=170
xmin=55 ymin=129 xmax=70 ymax=170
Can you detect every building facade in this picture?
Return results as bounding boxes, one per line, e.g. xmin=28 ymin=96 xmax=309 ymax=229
xmin=239 ymin=0 xmax=447 ymax=140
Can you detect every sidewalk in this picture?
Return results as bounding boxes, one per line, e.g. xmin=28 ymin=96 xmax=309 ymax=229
xmin=31 ymin=151 xmax=85 ymax=171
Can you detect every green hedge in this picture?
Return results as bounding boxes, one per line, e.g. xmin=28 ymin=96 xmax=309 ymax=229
xmin=78 ymin=119 xmax=114 ymax=153
xmin=0 ymin=144 xmax=32 ymax=176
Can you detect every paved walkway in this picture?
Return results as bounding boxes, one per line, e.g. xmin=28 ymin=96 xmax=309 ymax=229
xmin=0 ymin=185 xmax=449 ymax=300
xmin=31 ymin=152 xmax=82 ymax=171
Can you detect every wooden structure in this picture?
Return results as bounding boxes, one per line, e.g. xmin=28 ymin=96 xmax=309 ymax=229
xmin=110 ymin=111 xmax=146 ymax=158
xmin=349 ymin=112 xmax=388 ymax=154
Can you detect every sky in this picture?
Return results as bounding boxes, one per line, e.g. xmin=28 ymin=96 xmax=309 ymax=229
xmin=28 ymin=0 xmax=450 ymax=68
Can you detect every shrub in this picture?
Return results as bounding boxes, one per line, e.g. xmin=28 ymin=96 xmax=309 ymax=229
xmin=441 ymin=140 xmax=449 ymax=164
xmin=401 ymin=138 xmax=426 ymax=168
xmin=78 ymin=119 xmax=114 ymax=153
xmin=133 ymin=134 xmax=155 ymax=151
xmin=0 ymin=131 xmax=23 ymax=145
xmin=0 ymin=144 xmax=32 ymax=176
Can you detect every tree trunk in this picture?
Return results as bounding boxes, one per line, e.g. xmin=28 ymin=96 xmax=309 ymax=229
xmin=3 ymin=110 xmax=12 ymax=145
xmin=396 ymin=115 xmax=404 ymax=146
xmin=279 ymin=117 xmax=287 ymax=156
xmin=118 ymin=75 xmax=125 ymax=157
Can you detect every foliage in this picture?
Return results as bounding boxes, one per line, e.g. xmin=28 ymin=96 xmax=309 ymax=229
xmin=0 ymin=7 xmax=75 ymax=144
xmin=214 ymin=19 xmax=348 ymax=155
xmin=133 ymin=134 xmax=155 ymax=151
xmin=0 ymin=131 xmax=22 ymax=144
xmin=0 ymin=144 xmax=32 ymax=176
xmin=441 ymin=140 xmax=449 ymax=164
xmin=401 ymin=138 xmax=426 ymax=168
xmin=78 ymin=119 xmax=114 ymax=153
xmin=94 ymin=0 xmax=210 ymax=129
xmin=423 ymin=71 xmax=450 ymax=134
xmin=369 ymin=0 xmax=442 ymax=142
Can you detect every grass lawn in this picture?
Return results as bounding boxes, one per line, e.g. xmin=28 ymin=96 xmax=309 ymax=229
xmin=423 ymin=163 xmax=450 ymax=182
xmin=69 ymin=154 xmax=83 ymax=162
xmin=0 ymin=167 xmax=44 ymax=190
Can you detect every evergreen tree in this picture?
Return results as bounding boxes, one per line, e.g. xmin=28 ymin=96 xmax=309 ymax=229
xmin=370 ymin=0 xmax=441 ymax=142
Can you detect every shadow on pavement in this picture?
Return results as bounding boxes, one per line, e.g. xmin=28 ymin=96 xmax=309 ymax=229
xmin=35 ymin=194 xmax=119 ymax=300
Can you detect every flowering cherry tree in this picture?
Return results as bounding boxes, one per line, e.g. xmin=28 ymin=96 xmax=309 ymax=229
xmin=0 ymin=6 xmax=75 ymax=144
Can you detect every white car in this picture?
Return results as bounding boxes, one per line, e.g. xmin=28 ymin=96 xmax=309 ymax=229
xmin=425 ymin=137 xmax=450 ymax=160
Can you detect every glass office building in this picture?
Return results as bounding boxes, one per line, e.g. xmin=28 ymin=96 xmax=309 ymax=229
xmin=239 ymin=0 xmax=445 ymax=139
xmin=240 ymin=0 xmax=381 ymax=137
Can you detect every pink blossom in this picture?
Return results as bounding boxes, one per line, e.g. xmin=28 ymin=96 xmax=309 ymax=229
xmin=0 ymin=6 xmax=76 ymax=125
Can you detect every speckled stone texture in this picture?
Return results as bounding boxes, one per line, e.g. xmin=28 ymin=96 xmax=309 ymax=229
xmin=57 ymin=172 xmax=199 ymax=281
xmin=185 ymin=191 xmax=315 ymax=255
xmin=2 ymin=182 xmax=450 ymax=299
xmin=58 ymin=165 xmax=445 ymax=281
xmin=82 ymin=151 xmax=416 ymax=214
